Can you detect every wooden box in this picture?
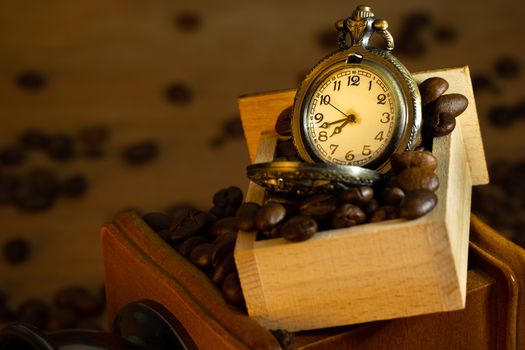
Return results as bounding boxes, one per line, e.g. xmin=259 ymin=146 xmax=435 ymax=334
xmin=234 ymin=66 xmax=490 ymax=331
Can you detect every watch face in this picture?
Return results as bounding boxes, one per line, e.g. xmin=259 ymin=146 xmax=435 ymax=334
xmin=302 ymin=65 xmax=400 ymax=167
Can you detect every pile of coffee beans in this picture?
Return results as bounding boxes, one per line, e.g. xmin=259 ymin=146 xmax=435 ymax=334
xmin=0 ymin=285 xmax=105 ymax=331
xmin=0 ymin=126 xmax=159 ymax=212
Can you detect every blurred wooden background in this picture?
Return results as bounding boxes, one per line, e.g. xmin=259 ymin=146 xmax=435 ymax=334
xmin=0 ymin=0 xmax=524 ymax=314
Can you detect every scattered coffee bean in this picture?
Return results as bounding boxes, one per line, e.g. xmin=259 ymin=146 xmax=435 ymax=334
xmin=399 ymin=190 xmax=438 ymax=219
xmin=363 ymin=198 xmax=380 ymax=216
xmin=3 ymin=238 xmax=30 ymax=264
xmin=432 ymin=25 xmax=458 ymax=44
xmin=494 ymin=56 xmax=521 ymax=79
xmin=61 ymin=174 xmax=88 ymax=198
xmin=397 ymin=168 xmax=439 ymax=192
xmin=471 ymin=74 xmax=498 ymax=94
xmin=122 ymin=140 xmax=159 ymax=165
xmin=15 ymin=71 xmax=47 ymax=91
xmin=370 ymin=206 xmax=399 ymax=223
xmin=0 ymin=173 xmax=20 ymax=204
xmin=381 ymin=187 xmax=405 ymax=206
xmin=299 ymin=194 xmax=337 ymax=220
xmin=174 ymin=10 xmax=202 ymax=32
xmin=281 ymin=215 xmax=317 ymax=242
xmin=165 ymin=82 xmax=193 ymax=105
xmin=403 ymin=11 xmax=433 ymax=30
xmin=46 ymin=134 xmax=75 ymax=161
xmin=488 ymin=106 xmax=515 ymax=128
xmin=235 ymin=202 xmax=261 ymax=231
xmin=222 ymin=273 xmax=245 ymax=306
xmin=426 ymin=112 xmax=456 ymax=136
xmin=0 ymin=146 xmax=26 ymax=166
xmin=426 ymin=94 xmax=468 ymax=118
xmin=142 ymin=212 xmax=172 ymax=232
xmin=189 ymin=243 xmax=214 ymax=268
xmin=316 ymin=28 xmax=338 ymax=50
xmin=212 ymin=252 xmax=237 ymax=285
xmin=213 ymin=186 xmax=243 ymax=208
xmin=276 ymin=139 xmax=299 ymax=160
xmin=169 ymin=207 xmax=209 ymax=243
xmin=178 ymin=236 xmax=208 ymax=258
xmin=211 ymin=232 xmax=237 ymax=267
xmin=418 ymin=77 xmax=449 ymax=106
xmin=331 ymin=204 xmax=365 ymax=229
xmin=339 ymin=186 xmax=373 ymax=206
xmin=210 ymin=216 xmax=238 ymax=237
xmin=275 ymin=106 xmax=293 ymax=137
xmin=19 ymin=129 xmax=50 ymax=149
xmin=17 ymin=299 xmax=50 ymax=329
xmin=391 ymin=150 xmax=437 ymax=173
xmin=255 ymin=203 xmax=286 ymax=231
xmin=514 ymin=100 xmax=525 ymax=119
xmin=222 ymin=117 xmax=244 ymax=139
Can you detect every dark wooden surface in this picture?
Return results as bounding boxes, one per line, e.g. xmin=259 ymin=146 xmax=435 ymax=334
xmin=0 ymin=0 xmax=524 ymax=319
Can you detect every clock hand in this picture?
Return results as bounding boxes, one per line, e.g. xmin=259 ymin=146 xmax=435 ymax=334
xmin=328 ymin=102 xmax=352 ymax=119
xmin=330 ymin=119 xmax=351 ymax=137
xmin=319 ymin=117 xmax=347 ymax=129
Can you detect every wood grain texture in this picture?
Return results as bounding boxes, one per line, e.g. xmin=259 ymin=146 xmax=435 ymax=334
xmin=234 ymin=67 xmax=483 ymax=331
xmin=102 ymin=211 xmax=281 ymax=350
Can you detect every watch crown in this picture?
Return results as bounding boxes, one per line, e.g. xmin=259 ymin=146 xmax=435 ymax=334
xmin=352 ymin=5 xmax=374 ymax=20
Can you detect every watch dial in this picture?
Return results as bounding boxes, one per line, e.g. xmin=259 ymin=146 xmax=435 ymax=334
xmin=305 ymin=66 xmax=396 ymax=166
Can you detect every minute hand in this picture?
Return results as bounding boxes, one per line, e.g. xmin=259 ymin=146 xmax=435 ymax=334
xmin=328 ymin=102 xmax=356 ymax=122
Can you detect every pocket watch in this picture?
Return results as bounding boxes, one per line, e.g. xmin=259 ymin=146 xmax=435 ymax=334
xmin=292 ymin=5 xmax=422 ymax=173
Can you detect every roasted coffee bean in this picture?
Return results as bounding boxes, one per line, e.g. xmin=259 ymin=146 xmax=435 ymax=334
xmin=61 ymin=174 xmax=88 ymax=198
xmin=169 ymin=207 xmax=209 ymax=242
xmin=3 ymin=238 xmax=30 ymax=264
xmin=299 ymin=194 xmax=337 ymax=220
xmin=363 ymin=198 xmax=380 ymax=216
xmin=45 ymin=309 xmax=77 ymax=331
xmin=212 ymin=186 xmax=243 ymax=208
xmin=212 ymin=252 xmax=236 ymax=285
xmin=14 ymin=192 xmax=55 ymax=212
xmin=210 ymin=216 xmax=238 ymax=237
xmin=397 ymin=168 xmax=439 ymax=192
xmin=494 ymin=57 xmax=521 ymax=79
xmin=488 ymin=106 xmax=515 ymax=127
xmin=403 ymin=11 xmax=432 ymax=30
xmin=433 ymin=25 xmax=458 ymax=44
xmin=390 ymin=150 xmax=437 ymax=173
xmin=26 ymin=168 xmax=60 ymax=195
xmin=46 ymin=134 xmax=75 ymax=161
xmin=381 ymin=187 xmax=405 ymax=206
xmin=17 ymin=299 xmax=50 ymax=328
xmin=83 ymin=147 xmax=105 ymax=159
xmin=275 ymin=106 xmax=293 ymax=137
xmin=276 ymin=139 xmax=299 ymax=160
xmin=16 ymin=71 xmax=47 ymax=91
xmin=332 ymin=204 xmax=365 ymax=229
xmin=426 ymin=94 xmax=468 ymax=118
xmin=396 ymin=34 xmax=426 ymax=57
xmin=189 ymin=243 xmax=214 ymax=268
xmin=271 ymin=329 xmax=295 ymax=350
xmin=19 ymin=129 xmax=50 ymax=149
xmin=418 ymin=77 xmax=448 ymax=106
xmin=514 ymin=99 xmax=525 ymax=119
xmin=426 ymin=112 xmax=456 ymax=136
xmin=235 ymin=202 xmax=261 ymax=231
xmin=122 ymin=140 xmax=159 ymax=165
xmin=157 ymin=229 xmax=171 ymax=243
xmin=281 ymin=215 xmax=317 ymax=242
xmin=208 ymin=205 xmax=226 ymax=221
xmin=0 ymin=173 xmax=20 ymax=204
xmin=142 ymin=212 xmax=172 ymax=232
xmin=370 ymin=206 xmax=399 ymax=223
xmin=222 ymin=117 xmax=244 ymax=139
xmin=174 ymin=10 xmax=201 ymax=32
xmin=317 ymin=28 xmax=338 ymax=50
xmin=0 ymin=146 xmax=26 ymax=166
xmin=211 ymin=232 xmax=237 ymax=267
xmin=255 ymin=202 xmax=286 ymax=231
xmin=399 ymin=190 xmax=438 ymax=219
xmin=78 ymin=125 xmax=109 ymax=147
xmin=339 ymin=186 xmax=373 ymax=206
xmin=53 ymin=288 xmax=103 ymax=317
xmin=178 ymin=236 xmax=208 ymax=258
xmin=259 ymin=224 xmax=282 ymax=240
xmin=222 ymin=273 xmax=244 ymax=306
xmin=165 ymin=82 xmax=193 ymax=105
xmin=472 ymin=74 xmax=498 ymax=94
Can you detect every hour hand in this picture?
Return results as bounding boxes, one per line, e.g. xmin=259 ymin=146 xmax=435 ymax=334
xmin=318 ymin=117 xmax=347 ymax=129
